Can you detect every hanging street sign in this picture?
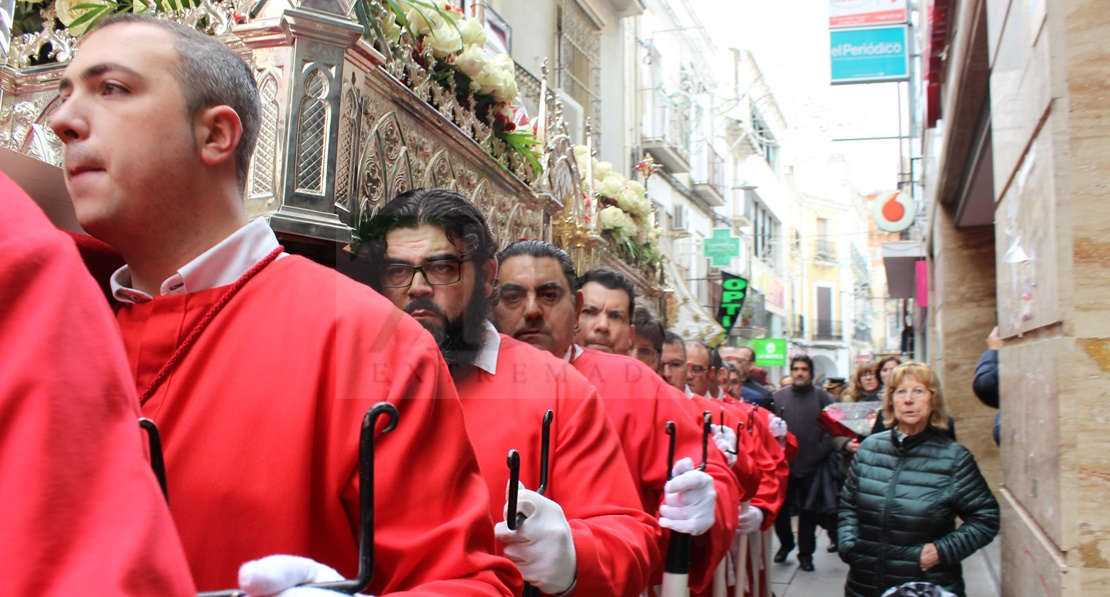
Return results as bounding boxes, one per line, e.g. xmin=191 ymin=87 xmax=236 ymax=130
xmin=829 ymin=0 xmax=908 ymax=28
xmin=830 ymin=26 xmax=910 ymax=84
xmin=872 ymin=189 xmax=916 ymax=231
xmin=704 ymin=228 xmax=740 ymax=267
xmin=716 ymin=272 xmax=749 ymax=337
xmin=753 ymin=338 xmax=787 ymax=367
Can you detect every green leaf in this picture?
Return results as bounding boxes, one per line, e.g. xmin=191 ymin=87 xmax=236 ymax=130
xmin=384 ymin=0 xmax=409 ymax=27
xmin=350 ymin=0 xmax=378 ymax=38
xmin=68 ymin=4 xmax=111 ymax=29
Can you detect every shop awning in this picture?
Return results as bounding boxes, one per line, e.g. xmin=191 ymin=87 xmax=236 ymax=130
xmin=882 ymin=240 xmax=926 ymax=300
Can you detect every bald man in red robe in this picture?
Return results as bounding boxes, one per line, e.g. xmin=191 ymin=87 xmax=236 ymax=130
xmin=491 ymin=241 xmax=758 ymax=595
xmin=363 ymin=189 xmax=658 ymax=597
xmin=50 ymin=16 xmax=514 ymax=595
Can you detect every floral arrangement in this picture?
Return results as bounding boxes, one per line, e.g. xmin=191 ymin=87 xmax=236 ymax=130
xmin=362 ymin=0 xmax=542 ymax=177
xmin=573 ymin=144 xmax=662 ymax=270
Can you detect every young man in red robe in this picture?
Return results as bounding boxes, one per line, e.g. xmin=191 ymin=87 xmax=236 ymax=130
xmin=0 ymin=173 xmax=196 ymax=595
xmin=490 ymin=241 xmax=756 ymax=595
xmin=49 ymin=15 xmax=515 ymax=596
xmin=361 ymin=188 xmax=658 ymax=597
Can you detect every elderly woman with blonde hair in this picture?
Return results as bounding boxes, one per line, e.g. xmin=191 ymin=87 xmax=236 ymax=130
xmin=837 ymin=362 xmax=998 ymax=597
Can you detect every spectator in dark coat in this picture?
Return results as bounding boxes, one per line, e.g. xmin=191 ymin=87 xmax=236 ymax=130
xmin=972 ymin=327 xmax=1003 ymax=445
xmin=772 ymin=355 xmax=835 ymax=572
xmin=838 ymin=362 xmax=999 ymax=597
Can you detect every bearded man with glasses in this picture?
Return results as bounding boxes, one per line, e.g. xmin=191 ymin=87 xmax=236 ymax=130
xmin=361 ymin=188 xmax=657 ymax=597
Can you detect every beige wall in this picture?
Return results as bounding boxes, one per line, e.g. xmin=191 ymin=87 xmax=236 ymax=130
xmin=984 ymin=0 xmax=1110 ymax=594
xmin=928 ymin=213 xmax=999 ymax=490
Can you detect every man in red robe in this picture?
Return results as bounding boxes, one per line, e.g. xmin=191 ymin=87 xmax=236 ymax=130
xmin=490 ymin=240 xmax=755 ymax=595
xmin=361 ymin=189 xmax=658 ymax=597
xmin=49 ymin=15 xmax=515 ymax=595
xmin=0 ymin=173 xmax=196 ymax=595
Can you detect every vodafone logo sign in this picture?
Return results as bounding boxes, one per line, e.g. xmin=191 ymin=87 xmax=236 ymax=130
xmin=872 ymin=190 xmax=915 ymax=232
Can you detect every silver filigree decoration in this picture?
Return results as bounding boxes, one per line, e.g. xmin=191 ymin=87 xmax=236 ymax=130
xmin=295 ymin=67 xmax=329 ymax=195
xmin=249 ymin=72 xmax=279 ymax=201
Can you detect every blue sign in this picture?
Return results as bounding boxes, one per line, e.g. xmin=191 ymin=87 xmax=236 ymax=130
xmin=830 ymin=26 xmax=909 ymax=84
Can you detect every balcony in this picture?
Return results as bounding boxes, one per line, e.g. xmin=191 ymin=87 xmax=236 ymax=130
xmin=641 ymin=90 xmax=691 ymax=173
xmin=791 ymin=316 xmax=844 ymax=341
xmin=691 ymin=145 xmax=726 ymax=207
xmin=812 ymin=239 xmax=838 ymax=264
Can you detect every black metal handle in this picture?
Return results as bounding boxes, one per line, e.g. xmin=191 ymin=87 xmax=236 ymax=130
xmin=700 ymin=411 xmax=711 ymax=471
xmin=664 ymin=421 xmax=677 ymax=480
xmin=537 ymin=409 xmax=553 ymax=496
xmin=506 ymin=449 xmax=521 ymax=531
xmin=139 ymin=418 xmax=168 ymax=503
xmin=663 ymin=419 xmax=691 ymax=581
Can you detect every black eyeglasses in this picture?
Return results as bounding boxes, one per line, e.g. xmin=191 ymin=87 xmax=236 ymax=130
xmin=381 ymin=259 xmax=471 ymax=288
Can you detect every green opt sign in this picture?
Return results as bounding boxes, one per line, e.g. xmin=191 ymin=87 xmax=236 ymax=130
xmin=716 ymin=272 xmax=748 ymax=336
xmin=752 ymin=338 xmax=787 ymax=367
xmin=830 ymin=26 xmax=909 ymax=84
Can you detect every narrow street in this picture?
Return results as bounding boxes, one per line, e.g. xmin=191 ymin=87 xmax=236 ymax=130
xmin=769 ymin=534 xmax=1001 ymax=596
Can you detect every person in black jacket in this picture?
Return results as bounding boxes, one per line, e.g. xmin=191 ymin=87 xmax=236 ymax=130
xmin=973 ymin=326 xmax=1002 ymax=445
xmin=837 ymin=362 xmax=999 ymax=597
xmin=772 ymin=355 xmax=834 ymax=572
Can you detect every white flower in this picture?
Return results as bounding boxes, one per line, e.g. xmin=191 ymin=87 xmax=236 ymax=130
xmin=473 ymin=53 xmax=518 ymax=102
xmin=492 ymin=71 xmax=518 ymax=103
xmin=381 ymin=11 xmax=403 ymax=44
xmin=573 ymin=145 xmax=589 ymax=172
xmin=458 ymin=17 xmax=487 ymax=46
xmin=625 ymin=179 xmax=646 ymax=200
xmin=618 ymin=187 xmax=650 ymax=217
xmin=600 ymin=206 xmax=639 ymax=236
xmin=455 ymin=43 xmax=488 ymax=76
xmin=597 ymin=174 xmax=624 ymax=199
xmin=472 ymin=61 xmax=507 ymax=96
xmin=56 ymin=0 xmax=110 ymax=34
xmin=428 ymin=20 xmax=463 ymax=58
xmin=403 ymin=4 xmax=435 ymax=36
xmin=593 ymin=160 xmax=613 ymax=181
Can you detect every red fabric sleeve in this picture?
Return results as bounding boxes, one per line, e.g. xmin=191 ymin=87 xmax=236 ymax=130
xmin=552 ymin=372 xmax=660 ymax=597
xmin=570 ymin=351 xmax=743 ymax=594
xmin=335 ymin=313 xmax=519 ymax=597
xmin=455 ymin=342 xmax=657 ymax=597
xmin=699 ymin=398 xmax=785 ymax=529
xmin=0 ymin=177 xmax=196 ymax=595
xmin=783 ymin=431 xmax=799 ymax=461
xmin=664 ymin=390 xmax=743 ymax=593
xmin=746 ymin=406 xmax=789 ymax=529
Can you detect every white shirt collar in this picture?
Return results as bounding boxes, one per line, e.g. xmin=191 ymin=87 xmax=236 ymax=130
xmin=111 ymin=218 xmax=282 ymax=304
xmin=472 ymin=320 xmax=501 ymax=375
xmin=685 ymin=384 xmax=694 ymax=398
xmin=562 ymin=344 xmax=584 ymax=363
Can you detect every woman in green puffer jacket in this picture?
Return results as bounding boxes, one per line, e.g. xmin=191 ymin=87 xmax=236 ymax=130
xmin=837 ymin=362 xmax=999 ymax=597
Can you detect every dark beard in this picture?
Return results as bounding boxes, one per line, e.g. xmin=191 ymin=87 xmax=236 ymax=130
xmin=404 ymin=287 xmax=488 ymax=374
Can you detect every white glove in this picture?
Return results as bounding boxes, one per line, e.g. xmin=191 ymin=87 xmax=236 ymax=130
xmin=658 ymin=457 xmax=717 ymax=537
xmin=711 ymin=424 xmax=738 ymax=467
xmin=494 ymin=483 xmax=577 ymax=595
xmin=736 ymin=504 xmax=764 ymax=535
xmin=767 ymin=415 xmax=788 ymax=439
xmin=238 ymin=555 xmax=367 ymax=597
